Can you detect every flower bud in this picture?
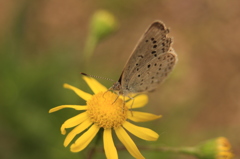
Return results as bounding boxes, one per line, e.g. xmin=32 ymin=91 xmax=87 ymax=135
xmin=90 ymin=10 xmax=118 ymax=41
xmin=196 ymin=137 xmax=233 ymax=159
xmin=83 ymin=10 xmax=118 ymax=60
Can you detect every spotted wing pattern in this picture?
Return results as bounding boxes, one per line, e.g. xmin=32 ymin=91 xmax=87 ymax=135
xmin=113 ymin=21 xmax=177 ymax=95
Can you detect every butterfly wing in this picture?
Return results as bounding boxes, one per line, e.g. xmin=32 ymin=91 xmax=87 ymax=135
xmin=127 ymin=48 xmax=177 ymax=93
xmin=119 ymin=21 xmax=176 ymax=94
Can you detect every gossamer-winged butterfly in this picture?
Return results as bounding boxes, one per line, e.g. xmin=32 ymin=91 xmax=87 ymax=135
xmin=109 ymin=21 xmax=177 ymax=96
xmin=82 ymin=21 xmax=177 ymax=97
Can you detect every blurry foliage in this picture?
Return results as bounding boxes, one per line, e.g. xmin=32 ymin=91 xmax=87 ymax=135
xmin=0 ymin=3 xmax=85 ymax=159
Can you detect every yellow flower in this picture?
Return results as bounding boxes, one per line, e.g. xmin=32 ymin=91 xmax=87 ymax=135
xmin=49 ymin=76 xmax=161 ymax=159
xmin=216 ymin=137 xmax=233 ymax=159
xmin=196 ymin=137 xmax=233 ymax=159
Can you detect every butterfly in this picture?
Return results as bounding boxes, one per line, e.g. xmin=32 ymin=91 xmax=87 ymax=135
xmin=109 ymin=21 xmax=177 ymax=96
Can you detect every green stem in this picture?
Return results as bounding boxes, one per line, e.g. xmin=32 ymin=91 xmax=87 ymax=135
xmin=137 ymin=145 xmax=198 ymax=155
xmin=96 ymin=145 xmax=199 ymax=157
xmin=177 ymin=146 xmax=199 ymax=156
xmin=87 ymin=130 xmax=103 ymax=159
xmin=83 ymin=31 xmax=98 ymax=61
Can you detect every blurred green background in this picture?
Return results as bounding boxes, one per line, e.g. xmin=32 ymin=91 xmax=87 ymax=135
xmin=1 ymin=0 xmax=239 ymax=159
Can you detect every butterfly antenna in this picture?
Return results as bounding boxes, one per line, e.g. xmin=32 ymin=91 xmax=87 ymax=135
xmin=81 ymin=72 xmax=115 ymax=82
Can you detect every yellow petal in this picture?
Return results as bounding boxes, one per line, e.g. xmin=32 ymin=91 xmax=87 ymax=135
xmin=218 ymin=151 xmax=233 ymax=157
xmin=123 ymin=121 xmax=159 ymax=141
xmin=122 ymin=93 xmax=138 ymax=101
xmin=61 ymin=112 xmax=88 ymax=135
xmin=104 ymin=129 xmax=118 ymax=159
xmin=83 ymin=76 xmax=108 ymax=94
xmin=128 ymin=111 xmax=162 ymax=122
xmin=126 ymin=94 xmax=148 ymax=109
xmin=115 ymin=127 xmax=145 ymax=159
xmin=64 ymin=83 xmax=92 ymax=101
xmin=49 ymin=105 xmax=87 ymax=113
xmin=64 ymin=119 xmax=92 ymax=147
xmin=70 ymin=124 xmax=100 ymax=152
xmin=118 ymin=93 xmax=141 ymax=100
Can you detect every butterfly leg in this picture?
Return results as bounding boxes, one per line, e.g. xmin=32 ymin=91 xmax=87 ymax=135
xmin=103 ymin=90 xmax=110 ymax=99
xmin=127 ymin=95 xmax=135 ymax=116
xmin=122 ymin=95 xmax=125 ymax=113
xmin=103 ymin=87 xmax=115 ymax=100
xmin=112 ymin=91 xmax=120 ymax=104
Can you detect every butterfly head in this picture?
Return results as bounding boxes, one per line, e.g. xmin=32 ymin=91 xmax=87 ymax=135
xmin=109 ymin=81 xmax=123 ymax=94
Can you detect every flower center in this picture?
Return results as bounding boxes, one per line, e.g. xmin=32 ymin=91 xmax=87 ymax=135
xmin=86 ymin=91 xmax=128 ymax=129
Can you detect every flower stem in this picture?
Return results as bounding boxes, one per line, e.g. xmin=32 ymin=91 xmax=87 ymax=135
xmin=83 ymin=32 xmax=98 ymax=61
xmin=87 ymin=129 xmax=103 ymax=159
xmin=96 ymin=145 xmax=199 ymax=157
xmin=140 ymin=145 xmax=199 ymax=156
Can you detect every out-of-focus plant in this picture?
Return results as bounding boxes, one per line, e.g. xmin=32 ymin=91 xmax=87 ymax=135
xmin=83 ymin=10 xmax=118 ymax=60
xmin=195 ymin=137 xmax=233 ymax=159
